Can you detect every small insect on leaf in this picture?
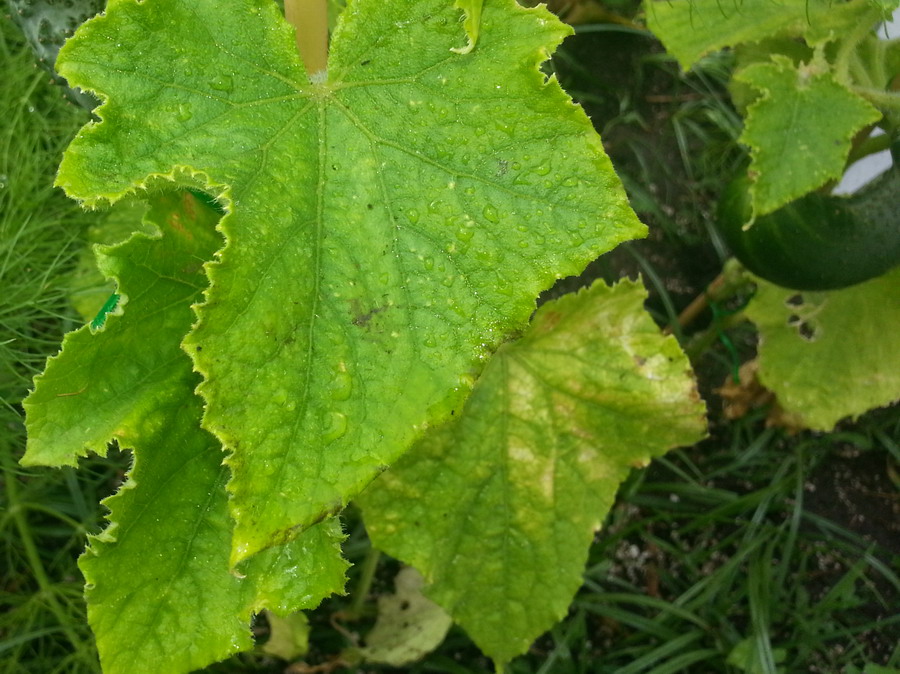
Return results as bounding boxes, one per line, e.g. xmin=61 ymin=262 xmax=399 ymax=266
xmin=90 ymin=292 xmax=121 ymax=332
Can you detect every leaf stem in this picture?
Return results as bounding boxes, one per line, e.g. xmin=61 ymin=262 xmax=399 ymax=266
xmin=833 ymin=9 xmax=882 ymax=84
xmin=851 ymin=86 xmax=900 ymax=113
xmin=284 ymin=0 xmax=329 ymax=79
xmin=347 ymin=545 xmax=381 ymax=619
xmin=846 ymin=129 xmax=892 ymax=165
xmin=665 ymin=272 xmax=726 ymax=335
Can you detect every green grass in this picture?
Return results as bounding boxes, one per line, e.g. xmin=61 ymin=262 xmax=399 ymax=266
xmin=0 ymin=18 xmax=106 ymax=674
xmin=1 ymin=6 xmax=898 ymax=674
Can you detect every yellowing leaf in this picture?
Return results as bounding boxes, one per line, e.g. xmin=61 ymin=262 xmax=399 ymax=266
xmin=55 ymin=0 xmax=644 ymax=564
xmin=359 ymin=567 xmax=453 ymax=666
xmin=746 ymin=269 xmax=900 ymax=431
xmin=359 ymin=279 xmax=707 ymax=666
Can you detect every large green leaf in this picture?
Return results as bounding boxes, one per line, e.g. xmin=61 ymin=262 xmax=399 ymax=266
xmin=745 ymin=268 xmax=900 ymax=431
xmin=23 ymin=193 xmax=347 ymax=674
xmin=55 ymin=0 xmax=644 ymax=563
xmin=736 ymin=55 xmax=881 ymax=216
xmin=644 ymin=0 xmax=881 ymax=71
xmin=359 ymin=279 xmax=707 ymax=666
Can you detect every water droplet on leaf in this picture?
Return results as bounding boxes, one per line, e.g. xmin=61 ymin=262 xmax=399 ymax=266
xmin=330 ymin=371 xmax=352 ymax=401
xmin=209 ymin=74 xmax=233 ymax=92
xmin=322 ymin=411 xmax=348 ymax=442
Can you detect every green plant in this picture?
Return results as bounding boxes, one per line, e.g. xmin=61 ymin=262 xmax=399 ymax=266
xmin=13 ymin=0 xmax=900 ymax=673
xmin=646 ymin=0 xmax=900 ymax=291
xmin=717 ymin=153 xmax=900 ymax=290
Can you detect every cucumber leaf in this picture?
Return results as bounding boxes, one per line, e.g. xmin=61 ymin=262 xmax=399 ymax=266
xmin=645 ymin=0 xmax=880 ymax=71
xmin=746 ymin=268 xmax=900 ymax=431
xmin=54 ymin=0 xmax=644 ymax=564
xmin=736 ymin=55 xmax=881 ymax=216
xmin=359 ymin=279 xmax=707 ymax=667
xmin=358 ymin=567 xmax=453 ymax=666
xmin=23 ymin=192 xmax=219 ymax=466
xmin=23 ymin=192 xmax=347 ymax=674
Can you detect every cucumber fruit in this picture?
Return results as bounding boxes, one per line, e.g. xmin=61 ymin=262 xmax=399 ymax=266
xmin=718 ymin=148 xmax=900 ymax=291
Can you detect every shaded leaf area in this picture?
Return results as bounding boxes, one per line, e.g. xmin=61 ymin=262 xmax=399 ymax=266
xmin=746 ymin=267 xmax=900 ymax=431
xmin=23 ymin=192 xmax=347 ymax=674
xmin=261 ymin=611 xmax=310 ymax=661
xmin=359 ymin=566 xmax=452 ymax=666
xmin=736 ymin=56 xmax=881 ymax=216
xmin=55 ymin=0 xmax=644 ymax=563
xmin=644 ymin=0 xmax=881 ymax=71
xmin=360 ymin=279 xmax=707 ymax=667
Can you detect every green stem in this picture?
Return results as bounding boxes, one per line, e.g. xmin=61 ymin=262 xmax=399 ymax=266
xmin=347 ymin=545 xmax=381 ymax=620
xmin=851 ymin=86 xmax=900 ymax=112
xmin=2 ymin=458 xmax=83 ymax=652
xmin=683 ymin=311 xmax=748 ymax=362
xmin=846 ymin=130 xmax=892 ymax=165
xmin=284 ymin=0 xmax=329 ymax=78
xmin=833 ymin=9 xmax=882 ymax=83
xmin=848 ymin=51 xmax=875 ymax=91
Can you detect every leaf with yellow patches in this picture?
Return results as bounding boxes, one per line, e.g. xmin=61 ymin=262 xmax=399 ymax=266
xmin=359 ymin=278 xmax=707 ymax=667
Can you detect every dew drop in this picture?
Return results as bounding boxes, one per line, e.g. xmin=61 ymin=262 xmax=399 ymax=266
xmin=322 ymin=412 xmax=348 ymax=442
xmin=423 ymin=336 xmax=437 ymax=348
xmin=209 ymin=74 xmax=233 ymax=92
xmin=456 ymin=228 xmax=474 ymax=243
xmin=534 ymin=164 xmax=551 ymax=176
xmin=176 ymin=103 xmax=192 ymax=121
xmin=482 ymin=204 xmax=499 ymax=223
xmin=330 ymin=371 xmax=352 ymax=401
xmin=422 ymin=256 xmax=434 ymax=270
xmin=406 ymin=208 xmax=420 ymax=224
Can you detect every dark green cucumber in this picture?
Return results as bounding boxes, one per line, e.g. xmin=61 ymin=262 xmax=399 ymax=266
xmin=718 ymin=156 xmax=900 ymax=291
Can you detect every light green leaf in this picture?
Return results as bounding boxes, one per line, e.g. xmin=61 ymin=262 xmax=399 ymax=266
xmin=645 ymin=0 xmax=878 ymax=71
xmin=359 ymin=279 xmax=707 ymax=666
xmin=359 ymin=566 xmax=453 ymax=666
xmin=746 ymin=268 xmax=900 ymax=431
xmin=736 ymin=55 xmax=881 ymax=216
xmin=81 ymin=396 xmax=346 ymax=674
xmin=452 ymin=0 xmax=485 ymax=54
xmin=56 ymin=0 xmax=644 ymax=563
xmin=66 ymin=199 xmax=150 ymax=322
xmin=24 ymin=192 xmax=347 ymax=674
xmin=261 ymin=611 xmax=311 ymax=661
